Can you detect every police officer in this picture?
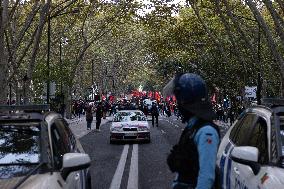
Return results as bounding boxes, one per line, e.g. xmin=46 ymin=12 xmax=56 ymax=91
xmin=164 ymin=73 xmax=220 ymax=189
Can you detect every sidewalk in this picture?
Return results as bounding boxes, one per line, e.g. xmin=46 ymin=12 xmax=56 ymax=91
xmin=66 ymin=115 xmax=113 ymax=139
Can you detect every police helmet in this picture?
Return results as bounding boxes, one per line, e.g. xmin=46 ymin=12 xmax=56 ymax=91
xmin=163 ymin=73 xmax=216 ymax=121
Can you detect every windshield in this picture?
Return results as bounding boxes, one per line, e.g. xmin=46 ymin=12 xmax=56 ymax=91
xmin=0 ymin=122 xmax=41 ymax=178
xmin=113 ymin=112 xmax=146 ymax=122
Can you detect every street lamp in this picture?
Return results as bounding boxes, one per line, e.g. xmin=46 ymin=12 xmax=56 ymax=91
xmin=9 ymin=83 xmax=12 ymax=105
xmin=92 ymin=59 xmax=94 ymax=101
xmin=46 ymin=8 xmax=80 ymax=104
xmin=23 ymin=74 xmax=28 ymax=104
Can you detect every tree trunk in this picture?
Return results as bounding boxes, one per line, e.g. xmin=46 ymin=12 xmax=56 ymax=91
xmin=65 ymin=85 xmax=72 ymax=119
xmin=263 ymin=0 xmax=284 ymax=48
xmin=222 ymin=0 xmax=258 ymax=62
xmin=275 ymin=0 xmax=284 ymax=14
xmin=189 ymin=1 xmax=227 ymax=63
xmin=25 ymin=2 xmax=49 ymax=102
xmin=214 ymin=0 xmax=248 ymax=81
xmin=246 ymin=0 xmax=284 ymax=96
xmin=0 ymin=0 xmax=9 ymax=104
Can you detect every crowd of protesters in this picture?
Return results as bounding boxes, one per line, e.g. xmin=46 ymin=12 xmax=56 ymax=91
xmin=66 ymin=94 xmax=251 ymax=130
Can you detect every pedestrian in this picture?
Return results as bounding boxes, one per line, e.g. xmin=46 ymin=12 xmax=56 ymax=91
xmin=143 ymin=104 xmax=148 ymax=117
xmin=85 ymin=105 xmax=93 ymax=130
xmin=164 ymin=73 xmax=220 ymax=189
xmin=95 ymin=102 xmax=103 ymax=131
xmin=151 ymin=102 xmax=159 ymax=127
xmin=166 ymin=103 xmax=171 ymax=117
xmin=228 ymin=107 xmax=235 ymax=126
xmin=102 ymin=101 xmax=107 ymax=119
xmin=60 ymin=103 xmax=65 ymax=118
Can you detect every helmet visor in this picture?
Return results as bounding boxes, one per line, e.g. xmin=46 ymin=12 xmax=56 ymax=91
xmin=163 ymin=77 xmax=176 ymax=97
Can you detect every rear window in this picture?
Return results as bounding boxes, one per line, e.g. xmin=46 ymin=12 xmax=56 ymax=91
xmin=0 ymin=122 xmax=41 ymax=178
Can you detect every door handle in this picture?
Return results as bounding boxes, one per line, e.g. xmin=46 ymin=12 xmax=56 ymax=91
xmin=234 ymin=167 xmax=240 ymax=175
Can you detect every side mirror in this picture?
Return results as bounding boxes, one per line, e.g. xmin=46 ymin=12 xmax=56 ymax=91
xmin=230 ymin=146 xmax=261 ymax=175
xmin=61 ymin=153 xmax=91 ymax=180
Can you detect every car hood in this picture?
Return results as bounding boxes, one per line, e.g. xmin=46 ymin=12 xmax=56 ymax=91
xmin=112 ymin=121 xmax=149 ymax=128
xmin=0 ymin=173 xmax=62 ymax=189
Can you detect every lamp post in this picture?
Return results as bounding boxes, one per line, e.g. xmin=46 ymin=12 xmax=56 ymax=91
xmin=46 ymin=8 xmax=79 ymax=104
xmin=9 ymin=83 xmax=12 ymax=105
xmin=92 ymin=59 xmax=94 ymax=101
xmin=46 ymin=14 xmax=51 ymax=104
xmin=23 ymin=74 xmax=28 ymax=104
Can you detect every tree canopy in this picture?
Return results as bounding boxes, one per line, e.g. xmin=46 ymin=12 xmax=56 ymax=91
xmin=1 ymin=0 xmax=284 ymax=108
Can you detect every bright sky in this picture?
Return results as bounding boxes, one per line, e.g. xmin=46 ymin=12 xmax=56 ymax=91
xmin=136 ymin=0 xmax=186 ymax=16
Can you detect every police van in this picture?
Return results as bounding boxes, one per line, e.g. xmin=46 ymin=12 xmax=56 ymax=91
xmin=216 ymin=98 xmax=284 ymax=189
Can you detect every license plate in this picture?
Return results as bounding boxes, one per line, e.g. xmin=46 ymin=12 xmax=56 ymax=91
xmin=125 ymin=133 xmax=137 ymax=136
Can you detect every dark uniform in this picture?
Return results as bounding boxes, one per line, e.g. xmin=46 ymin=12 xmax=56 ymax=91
xmin=151 ymin=102 xmax=159 ymax=127
xmin=163 ymin=73 xmax=220 ymax=189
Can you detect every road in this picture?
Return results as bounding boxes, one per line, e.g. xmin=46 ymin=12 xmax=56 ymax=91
xmin=76 ymin=116 xmax=229 ymax=189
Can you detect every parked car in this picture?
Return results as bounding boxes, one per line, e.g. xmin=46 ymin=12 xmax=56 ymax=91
xmin=216 ymin=98 xmax=284 ymax=189
xmin=0 ymin=105 xmax=91 ymax=189
xmin=110 ymin=110 xmax=150 ymax=143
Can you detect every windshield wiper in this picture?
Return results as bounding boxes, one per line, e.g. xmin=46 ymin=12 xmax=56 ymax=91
xmin=12 ymin=162 xmax=45 ymax=189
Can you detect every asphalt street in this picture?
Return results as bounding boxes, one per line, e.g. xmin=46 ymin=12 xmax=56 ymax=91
xmin=71 ymin=115 xmax=230 ymax=189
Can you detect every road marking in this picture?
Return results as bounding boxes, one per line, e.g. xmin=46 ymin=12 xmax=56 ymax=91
xmin=127 ymin=144 xmax=138 ymax=189
xmin=161 ymin=130 xmax=166 ymax=134
xmin=109 ymin=144 xmax=129 ymax=189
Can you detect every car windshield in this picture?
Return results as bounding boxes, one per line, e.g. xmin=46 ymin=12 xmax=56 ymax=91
xmin=113 ymin=112 xmax=146 ymax=122
xmin=0 ymin=122 xmax=41 ymax=178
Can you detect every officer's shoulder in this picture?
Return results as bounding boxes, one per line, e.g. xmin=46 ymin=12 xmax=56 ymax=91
xmin=197 ymin=124 xmax=218 ymax=135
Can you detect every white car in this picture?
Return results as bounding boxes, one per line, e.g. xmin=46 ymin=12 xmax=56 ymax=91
xmin=0 ymin=105 xmax=91 ymax=189
xmin=110 ymin=110 xmax=150 ymax=143
xmin=216 ymin=99 xmax=284 ymax=189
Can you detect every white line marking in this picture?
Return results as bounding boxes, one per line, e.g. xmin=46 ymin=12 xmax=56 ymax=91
xmin=109 ymin=145 xmax=129 ymax=189
xmin=127 ymin=144 xmax=138 ymax=189
xmin=161 ymin=130 xmax=166 ymax=134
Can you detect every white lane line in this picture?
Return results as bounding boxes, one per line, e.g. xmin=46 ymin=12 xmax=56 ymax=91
xmin=109 ymin=145 xmax=129 ymax=189
xmin=161 ymin=130 xmax=166 ymax=134
xmin=127 ymin=144 xmax=138 ymax=189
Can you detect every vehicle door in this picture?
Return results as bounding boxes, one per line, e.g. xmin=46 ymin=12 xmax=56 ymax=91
xmin=51 ymin=119 xmax=83 ymax=189
xmin=220 ymin=113 xmax=258 ymax=188
xmin=230 ymin=116 xmax=269 ymax=189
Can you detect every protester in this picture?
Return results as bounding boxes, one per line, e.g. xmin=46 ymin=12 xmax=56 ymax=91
xmin=95 ymin=102 xmax=103 ymax=131
xmin=166 ymin=103 xmax=171 ymax=117
xmin=164 ymin=73 xmax=220 ymax=189
xmin=151 ymin=102 xmax=159 ymax=127
xmin=85 ymin=105 xmax=93 ymax=130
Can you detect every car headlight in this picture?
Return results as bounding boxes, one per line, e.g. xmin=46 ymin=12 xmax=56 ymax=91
xmin=137 ymin=126 xmax=149 ymax=131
